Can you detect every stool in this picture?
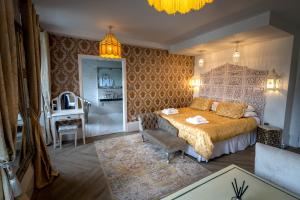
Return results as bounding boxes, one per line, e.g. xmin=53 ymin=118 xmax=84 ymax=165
xmin=58 ymin=125 xmax=78 ymax=149
xmin=138 ymin=113 xmax=187 ymax=163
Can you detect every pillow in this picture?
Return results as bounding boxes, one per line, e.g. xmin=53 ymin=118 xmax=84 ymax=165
xmin=190 ymin=97 xmax=213 ymax=111
xmin=246 ymin=105 xmax=255 ymax=112
xmin=244 ymin=111 xmax=257 ymax=117
xmin=211 ymin=101 xmax=219 ymax=112
xmin=253 ymin=117 xmax=260 ymax=125
xmin=216 ymin=102 xmax=247 ymax=119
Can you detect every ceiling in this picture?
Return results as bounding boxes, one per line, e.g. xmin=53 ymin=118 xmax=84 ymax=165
xmin=179 ymin=26 xmax=291 ymax=55
xmin=33 ymin=0 xmax=300 ymax=54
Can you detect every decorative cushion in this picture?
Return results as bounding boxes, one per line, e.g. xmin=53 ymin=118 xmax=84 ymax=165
xmin=216 ymin=102 xmax=247 ymax=119
xmin=190 ymin=97 xmax=213 ymax=111
xmin=246 ymin=105 xmax=255 ymax=112
xmin=244 ymin=111 xmax=257 ymax=118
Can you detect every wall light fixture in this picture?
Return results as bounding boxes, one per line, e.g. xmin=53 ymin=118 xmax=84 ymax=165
xmin=266 ymin=69 xmax=280 ymax=90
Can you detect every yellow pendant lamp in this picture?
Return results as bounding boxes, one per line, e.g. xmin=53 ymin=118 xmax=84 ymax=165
xmin=99 ymin=26 xmax=121 ymax=58
xmin=147 ymin=0 xmax=214 ymax=15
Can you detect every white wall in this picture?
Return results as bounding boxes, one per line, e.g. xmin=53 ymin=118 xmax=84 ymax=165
xmin=194 ymin=36 xmax=294 ymax=141
xmin=97 ymin=101 xmax=123 ymax=114
xmin=82 ymin=61 xmax=98 ymax=107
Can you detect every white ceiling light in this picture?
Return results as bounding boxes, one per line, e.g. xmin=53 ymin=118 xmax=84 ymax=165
xmin=232 ymin=41 xmax=241 ymax=64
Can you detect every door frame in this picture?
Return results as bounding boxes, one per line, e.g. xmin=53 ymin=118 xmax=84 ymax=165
xmin=78 ymin=54 xmax=127 ymax=132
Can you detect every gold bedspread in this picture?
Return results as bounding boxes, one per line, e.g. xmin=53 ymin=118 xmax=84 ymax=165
xmin=159 ymin=107 xmax=257 ymax=159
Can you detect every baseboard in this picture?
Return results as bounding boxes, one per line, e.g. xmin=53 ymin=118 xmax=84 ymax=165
xmin=127 ymin=121 xmax=139 ymax=132
xmin=289 ymin=134 xmax=300 ymax=147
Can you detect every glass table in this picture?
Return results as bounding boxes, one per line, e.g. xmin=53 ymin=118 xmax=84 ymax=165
xmin=162 ymin=165 xmax=300 ymax=200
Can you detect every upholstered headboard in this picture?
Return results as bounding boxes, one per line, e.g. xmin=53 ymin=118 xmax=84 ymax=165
xmin=199 ymin=63 xmax=268 ymax=120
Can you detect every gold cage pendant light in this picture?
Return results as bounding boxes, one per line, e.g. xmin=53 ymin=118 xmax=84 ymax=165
xmin=147 ymin=0 xmax=214 ymax=15
xmin=99 ymin=26 xmax=121 ymax=59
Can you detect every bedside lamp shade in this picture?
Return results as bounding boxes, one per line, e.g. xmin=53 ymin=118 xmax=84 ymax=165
xmin=198 ymin=58 xmax=204 ymax=67
xmin=99 ymin=26 xmax=121 ymax=59
xmin=190 ymin=78 xmax=201 ymax=87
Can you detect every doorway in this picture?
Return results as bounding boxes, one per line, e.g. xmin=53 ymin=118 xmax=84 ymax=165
xmin=78 ymin=55 xmax=127 ymax=137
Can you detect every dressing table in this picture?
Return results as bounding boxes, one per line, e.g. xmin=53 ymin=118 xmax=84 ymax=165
xmin=50 ymin=91 xmax=86 ymax=149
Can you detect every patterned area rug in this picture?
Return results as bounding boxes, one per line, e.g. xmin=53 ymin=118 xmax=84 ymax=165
xmin=94 ymin=134 xmax=212 ymax=200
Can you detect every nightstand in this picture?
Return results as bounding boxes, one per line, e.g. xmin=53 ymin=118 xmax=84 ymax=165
xmin=257 ymin=125 xmax=282 ymax=148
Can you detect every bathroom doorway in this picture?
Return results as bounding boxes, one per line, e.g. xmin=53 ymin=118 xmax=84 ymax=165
xmin=78 ymin=55 xmax=127 ymax=137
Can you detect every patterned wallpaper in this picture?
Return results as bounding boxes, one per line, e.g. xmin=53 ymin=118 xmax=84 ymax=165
xmin=199 ymin=63 xmax=268 ymax=119
xmin=48 ymin=34 xmax=194 ymax=122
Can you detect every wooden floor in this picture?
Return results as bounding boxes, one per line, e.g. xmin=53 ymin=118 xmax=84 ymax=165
xmin=32 ymin=132 xmax=297 ymax=200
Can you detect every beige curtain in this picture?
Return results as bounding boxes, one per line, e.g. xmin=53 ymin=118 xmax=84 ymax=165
xmin=20 ymin=0 xmax=58 ymax=189
xmin=40 ymin=31 xmax=52 ymax=145
xmin=16 ymin=26 xmax=32 ymax=164
xmin=0 ymin=0 xmax=19 ymax=198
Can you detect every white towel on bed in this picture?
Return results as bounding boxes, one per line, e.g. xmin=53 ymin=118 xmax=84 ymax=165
xmin=162 ymin=108 xmax=178 ymax=115
xmin=186 ymin=115 xmax=209 ymax=125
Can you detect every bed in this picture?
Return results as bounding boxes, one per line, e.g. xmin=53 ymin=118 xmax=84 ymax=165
xmin=185 ymin=130 xmax=257 ymax=162
xmin=159 ymin=107 xmax=259 ymax=162
xmin=158 ymin=63 xmax=267 ymax=162
xmin=156 ymin=64 xmax=267 ymax=161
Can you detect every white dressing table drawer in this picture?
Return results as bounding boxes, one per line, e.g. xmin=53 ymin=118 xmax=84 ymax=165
xmin=54 ymin=114 xmax=82 ymax=122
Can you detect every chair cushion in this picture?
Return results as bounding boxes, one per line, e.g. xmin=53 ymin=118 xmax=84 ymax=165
xmin=58 ymin=125 xmax=78 ymax=132
xmin=143 ymin=129 xmax=187 ymax=152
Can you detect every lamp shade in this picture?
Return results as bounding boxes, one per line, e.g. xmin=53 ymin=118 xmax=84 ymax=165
xmin=147 ymin=0 xmax=214 ymax=15
xmin=190 ymin=78 xmax=201 ymax=87
xmin=232 ymin=42 xmax=240 ymax=63
xmin=99 ymin=27 xmax=121 ymax=59
xmin=266 ymin=69 xmax=280 ymax=90
xmin=232 ymin=50 xmax=240 ymax=63
xmin=198 ymin=58 xmax=204 ymax=67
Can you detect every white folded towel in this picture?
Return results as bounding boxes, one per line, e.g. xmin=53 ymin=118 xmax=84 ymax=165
xmin=162 ymin=108 xmax=179 ymax=115
xmin=186 ymin=115 xmax=209 ymax=125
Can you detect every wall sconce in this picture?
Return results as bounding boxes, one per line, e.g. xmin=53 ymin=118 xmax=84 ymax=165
xmin=197 ymin=50 xmax=206 ymax=67
xmin=190 ymin=78 xmax=201 ymax=88
xmin=266 ymin=69 xmax=280 ymax=90
xmin=232 ymin=41 xmax=241 ymax=64
xmin=198 ymin=58 xmax=204 ymax=67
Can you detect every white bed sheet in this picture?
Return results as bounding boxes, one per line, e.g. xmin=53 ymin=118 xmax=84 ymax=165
xmin=185 ymin=130 xmax=257 ymax=162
